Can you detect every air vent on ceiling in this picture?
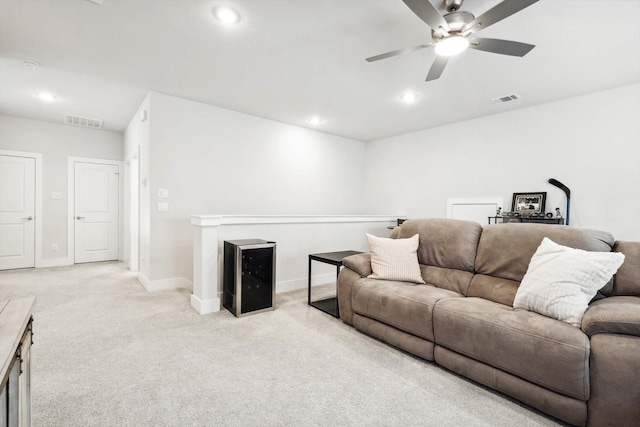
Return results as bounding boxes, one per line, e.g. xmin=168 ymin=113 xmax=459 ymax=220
xmin=491 ymin=94 xmax=521 ymax=105
xmin=63 ymin=114 xmax=104 ymax=129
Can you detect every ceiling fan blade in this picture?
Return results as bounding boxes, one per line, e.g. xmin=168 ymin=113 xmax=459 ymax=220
xmin=470 ymin=38 xmax=535 ymax=57
xmin=365 ymin=44 xmax=432 ymax=62
xmin=463 ymin=0 xmax=539 ymax=33
xmin=426 ymin=56 xmax=448 ymax=81
xmin=402 ymin=0 xmax=450 ymax=32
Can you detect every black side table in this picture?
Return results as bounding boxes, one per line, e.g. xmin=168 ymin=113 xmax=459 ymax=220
xmin=308 ymin=250 xmax=362 ymax=318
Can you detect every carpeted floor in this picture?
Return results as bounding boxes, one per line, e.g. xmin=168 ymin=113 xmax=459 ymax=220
xmin=0 ymin=262 xmax=565 ymax=426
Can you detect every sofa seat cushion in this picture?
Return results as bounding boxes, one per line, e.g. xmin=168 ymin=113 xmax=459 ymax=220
xmin=351 ymin=278 xmax=462 ymax=341
xmin=433 ymin=297 xmax=590 ymax=400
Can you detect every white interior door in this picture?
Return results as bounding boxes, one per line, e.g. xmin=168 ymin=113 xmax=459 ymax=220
xmin=74 ymin=162 xmax=119 ymax=263
xmin=0 ymin=155 xmax=36 ymax=270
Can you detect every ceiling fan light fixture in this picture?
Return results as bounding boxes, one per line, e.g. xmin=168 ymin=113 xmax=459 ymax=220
xmin=434 ymin=35 xmax=469 ymax=56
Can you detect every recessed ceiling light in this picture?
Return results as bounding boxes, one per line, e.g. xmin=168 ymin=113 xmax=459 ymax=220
xmin=37 ymin=92 xmax=57 ymax=102
xmin=308 ymin=117 xmax=323 ymax=126
xmin=213 ymin=6 xmax=241 ymax=24
xmin=400 ymin=92 xmax=418 ymax=104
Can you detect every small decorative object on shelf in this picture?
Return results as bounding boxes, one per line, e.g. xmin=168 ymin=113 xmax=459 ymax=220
xmin=496 ymin=207 xmax=502 ymax=216
xmin=502 ymin=211 xmax=520 ymax=218
xmin=556 ymin=207 xmax=562 ymax=218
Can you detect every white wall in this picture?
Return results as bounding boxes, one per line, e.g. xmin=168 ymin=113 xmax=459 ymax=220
xmin=364 ymin=83 xmax=640 ymax=241
xmin=0 ymin=115 xmax=123 ymax=262
xmin=140 ymin=93 xmax=367 ymax=283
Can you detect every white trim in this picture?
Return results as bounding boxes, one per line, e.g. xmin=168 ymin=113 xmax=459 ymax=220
xmin=128 ymin=152 xmax=139 ymax=272
xmin=190 ymin=294 xmax=221 ymax=315
xmin=0 ymin=150 xmax=43 ymax=268
xmin=189 ymin=272 xmax=335 ymax=315
xmin=190 ymin=214 xmax=399 ymax=227
xmin=137 ymin=272 xmax=193 ymax=292
xmin=190 ymin=215 xmax=222 ymax=227
xmin=38 ymin=258 xmax=73 ymax=268
xmin=68 ymin=157 xmax=124 ymax=265
xmin=278 ymin=272 xmax=335 ymax=294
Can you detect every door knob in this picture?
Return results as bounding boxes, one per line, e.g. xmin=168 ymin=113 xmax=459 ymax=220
xmin=21 ymin=216 xmax=33 ymax=221
xmin=76 ymin=216 xmax=86 ymax=220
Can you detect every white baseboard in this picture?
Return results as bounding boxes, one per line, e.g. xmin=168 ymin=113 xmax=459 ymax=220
xmin=190 ymin=294 xmax=221 ymax=314
xmin=38 ymin=257 xmax=72 ymax=268
xmin=190 ymin=273 xmax=335 ymax=315
xmin=276 ymin=273 xmax=336 ymax=294
xmin=137 ymin=273 xmax=193 ymax=292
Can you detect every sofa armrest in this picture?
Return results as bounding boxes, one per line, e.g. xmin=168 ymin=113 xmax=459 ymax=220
xmin=342 ymin=253 xmax=372 ymax=278
xmin=582 ymin=296 xmax=640 ymax=337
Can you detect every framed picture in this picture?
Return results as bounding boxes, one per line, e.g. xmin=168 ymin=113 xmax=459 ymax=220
xmin=512 ymin=192 xmax=546 ymax=215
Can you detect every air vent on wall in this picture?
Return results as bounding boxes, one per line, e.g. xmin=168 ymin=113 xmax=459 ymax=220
xmin=491 ymin=94 xmax=521 ymax=105
xmin=63 ymin=114 xmax=104 ymax=129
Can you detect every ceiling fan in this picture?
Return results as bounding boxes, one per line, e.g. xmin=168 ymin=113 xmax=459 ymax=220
xmin=366 ymin=0 xmax=539 ymax=81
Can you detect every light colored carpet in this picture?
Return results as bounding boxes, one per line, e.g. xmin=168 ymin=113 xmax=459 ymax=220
xmin=0 ymin=262 xmax=564 ymax=427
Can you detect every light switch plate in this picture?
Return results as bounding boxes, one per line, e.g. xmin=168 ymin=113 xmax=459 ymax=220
xmin=158 ymin=188 xmax=169 ymax=198
xmin=158 ymin=202 xmax=169 ymax=212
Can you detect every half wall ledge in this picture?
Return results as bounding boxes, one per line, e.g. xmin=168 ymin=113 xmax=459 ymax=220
xmin=190 ymin=214 xmax=400 ymax=315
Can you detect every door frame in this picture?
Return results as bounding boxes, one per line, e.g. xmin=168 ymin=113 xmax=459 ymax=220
xmin=125 ymin=150 xmax=140 ymax=272
xmin=67 ymin=156 xmax=124 ymax=264
xmin=0 ymin=150 xmax=43 ymax=268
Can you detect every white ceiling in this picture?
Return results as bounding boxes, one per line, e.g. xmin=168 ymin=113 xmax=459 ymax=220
xmin=1 ymin=0 xmax=639 ymax=141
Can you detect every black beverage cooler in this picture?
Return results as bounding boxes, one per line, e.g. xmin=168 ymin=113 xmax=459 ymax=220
xmin=223 ymin=239 xmax=276 ymax=317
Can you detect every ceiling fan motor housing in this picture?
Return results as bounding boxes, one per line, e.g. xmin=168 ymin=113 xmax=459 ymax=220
xmin=444 ymin=0 xmax=464 ymax=13
xmin=431 ymin=11 xmax=474 ymax=40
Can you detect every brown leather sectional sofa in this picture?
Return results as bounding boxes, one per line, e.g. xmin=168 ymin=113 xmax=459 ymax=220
xmin=337 ymin=218 xmax=640 ymax=426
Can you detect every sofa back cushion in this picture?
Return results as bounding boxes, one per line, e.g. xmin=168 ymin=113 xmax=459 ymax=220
xmin=399 ymin=219 xmax=483 ymax=295
xmin=420 ymin=265 xmax=475 ymax=296
xmin=611 ymin=241 xmax=640 ymax=296
xmin=399 ymin=218 xmax=483 ymax=271
xmin=470 ymin=223 xmax=616 ymax=305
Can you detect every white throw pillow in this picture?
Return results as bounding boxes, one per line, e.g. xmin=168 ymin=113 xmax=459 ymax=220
xmin=513 ymin=237 xmax=625 ymax=327
xmin=366 ymin=233 xmax=425 ymax=284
